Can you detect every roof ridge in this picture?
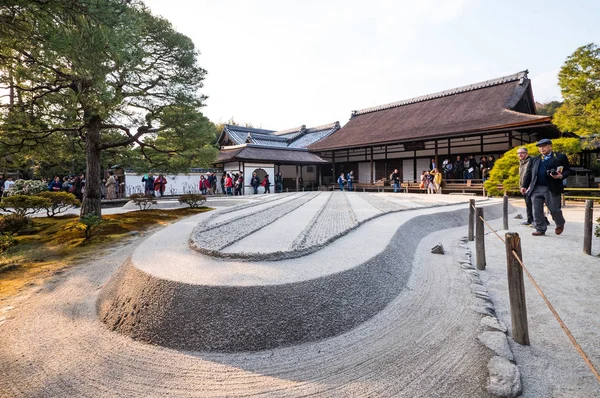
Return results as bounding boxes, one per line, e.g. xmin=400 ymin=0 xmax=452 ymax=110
xmin=352 ymin=70 xmax=529 ymax=117
xmin=273 ymin=125 xmax=306 ymax=136
xmin=305 ymin=121 xmax=341 ymax=132
xmin=225 ymin=125 xmax=275 ymax=134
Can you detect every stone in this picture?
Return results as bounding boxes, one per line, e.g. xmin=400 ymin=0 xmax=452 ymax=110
xmin=431 ymin=243 xmax=444 ymax=254
xmin=481 ymin=316 xmax=508 ymax=333
xmin=514 ymin=214 xmax=523 ymax=219
xmin=471 ymin=304 xmax=495 ymax=317
xmin=487 ymin=356 xmax=522 ymax=397
xmin=478 ymin=331 xmax=514 ymax=362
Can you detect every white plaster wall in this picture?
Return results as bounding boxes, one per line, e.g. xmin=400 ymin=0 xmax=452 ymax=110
xmin=124 ymin=172 xmax=214 ymax=196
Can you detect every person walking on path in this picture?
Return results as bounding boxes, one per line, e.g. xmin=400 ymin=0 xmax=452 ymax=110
xmin=337 ymin=173 xmax=346 ymax=191
xmin=262 ymin=174 xmax=271 ymax=194
xmin=390 ymin=169 xmax=400 ymax=193
xmin=225 ymin=174 xmax=233 ymax=195
xmin=517 ymin=147 xmax=534 ymax=226
xmin=250 ymin=172 xmax=261 ymax=194
xmin=521 ymin=139 xmax=570 ymax=236
xmin=105 ymin=171 xmax=116 ymax=200
xmin=346 ymin=171 xmax=354 ymax=192
xmin=431 ymin=169 xmax=442 ymax=194
xmin=154 ymin=174 xmax=167 ymax=197
xmin=142 ymin=173 xmax=155 ymax=196
xmin=275 ymin=172 xmax=283 ymax=193
xmin=199 ymin=175 xmax=208 ymax=195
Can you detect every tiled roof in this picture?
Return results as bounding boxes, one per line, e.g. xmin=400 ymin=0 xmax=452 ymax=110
xmin=308 ymin=71 xmax=553 ymax=152
xmin=217 ymin=145 xmax=328 ymax=164
xmin=288 ymin=122 xmax=340 ymax=148
xmin=219 ymin=122 xmax=340 ymax=150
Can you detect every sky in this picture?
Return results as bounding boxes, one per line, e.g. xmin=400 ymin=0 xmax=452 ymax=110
xmin=144 ymin=0 xmax=600 ymax=131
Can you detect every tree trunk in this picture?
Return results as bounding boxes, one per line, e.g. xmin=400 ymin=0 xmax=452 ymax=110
xmin=81 ymin=118 xmax=103 ymax=219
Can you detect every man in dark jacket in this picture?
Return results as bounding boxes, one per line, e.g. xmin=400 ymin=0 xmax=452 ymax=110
xmin=250 ymin=172 xmax=261 ymax=194
xmin=521 ymin=139 xmax=570 ymax=236
xmin=517 ymin=147 xmax=533 ymax=225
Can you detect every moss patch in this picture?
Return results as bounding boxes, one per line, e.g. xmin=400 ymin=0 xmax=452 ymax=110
xmin=0 ymin=207 xmax=212 ymax=299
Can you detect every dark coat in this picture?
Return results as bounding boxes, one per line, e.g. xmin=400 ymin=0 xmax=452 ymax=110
xmin=522 ymin=152 xmax=570 ymax=195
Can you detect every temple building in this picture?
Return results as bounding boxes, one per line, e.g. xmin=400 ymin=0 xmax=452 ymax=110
xmin=308 ymin=70 xmax=560 ymax=184
xmin=215 ymin=122 xmax=339 ymax=192
xmin=215 ymin=70 xmax=562 ymax=192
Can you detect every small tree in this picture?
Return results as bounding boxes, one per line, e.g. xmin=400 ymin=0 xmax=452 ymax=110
xmin=553 ymin=43 xmax=600 ymax=136
xmin=128 ymin=193 xmax=156 ymax=210
xmin=36 ymin=191 xmax=81 ymax=217
xmin=0 ymin=195 xmax=51 ymax=216
xmin=178 ymin=193 xmax=206 ymax=208
xmin=77 ymin=214 xmax=102 ymax=239
xmin=4 ymin=179 xmax=48 ymax=196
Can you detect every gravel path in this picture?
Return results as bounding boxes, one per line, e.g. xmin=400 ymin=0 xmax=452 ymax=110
xmin=223 ymin=192 xmax=331 ymax=254
xmin=0 ymin=207 xmax=499 ymax=397
xmin=291 ymin=191 xmax=357 ymax=250
xmin=190 ymin=192 xmax=317 ymax=253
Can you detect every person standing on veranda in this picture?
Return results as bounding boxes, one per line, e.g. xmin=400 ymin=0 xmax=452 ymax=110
xmin=390 ymin=169 xmax=400 ymax=193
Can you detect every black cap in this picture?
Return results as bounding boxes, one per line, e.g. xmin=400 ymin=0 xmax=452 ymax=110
xmin=536 ymin=138 xmax=552 ymax=146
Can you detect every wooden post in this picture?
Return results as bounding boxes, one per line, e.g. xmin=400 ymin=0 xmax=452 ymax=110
xmin=505 ymin=232 xmax=530 ymax=345
xmin=584 ymin=200 xmax=594 ymax=255
xmin=476 ymin=207 xmax=486 ymax=270
xmin=468 ymin=199 xmax=475 ymax=241
xmin=503 ymin=194 xmax=509 ymax=230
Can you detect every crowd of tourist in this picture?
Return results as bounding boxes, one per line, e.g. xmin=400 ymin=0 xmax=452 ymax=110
xmin=439 ymin=155 xmax=496 ymax=182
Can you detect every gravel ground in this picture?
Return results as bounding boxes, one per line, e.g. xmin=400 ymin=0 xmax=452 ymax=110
xmin=190 ymin=193 xmax=317 ymax=253
xmin=0 ymin=203 xmax=503 ymax=397
xmin=473 ymin=200 xmax=600 ymax=397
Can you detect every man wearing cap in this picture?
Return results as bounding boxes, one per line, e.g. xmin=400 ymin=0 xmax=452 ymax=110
xmin=520 ymin=139 xmax=570 ymax=236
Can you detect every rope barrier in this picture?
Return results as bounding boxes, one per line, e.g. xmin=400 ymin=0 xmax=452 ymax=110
xmin=470 ymin=203 xmax=600 ymax=384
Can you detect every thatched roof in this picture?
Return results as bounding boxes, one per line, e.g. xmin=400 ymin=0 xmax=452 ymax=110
xmin=309 ymin=71 xmax=556 ymax=152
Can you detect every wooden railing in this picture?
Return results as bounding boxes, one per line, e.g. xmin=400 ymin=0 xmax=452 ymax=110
xmin=562 ymin=187 xmax=600 ymax=206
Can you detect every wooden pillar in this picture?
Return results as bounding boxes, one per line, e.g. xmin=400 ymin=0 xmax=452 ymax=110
xmin=413 ymin=151 xmax=417 ymax=182
xmin=318 ymin=165 xmax=322 ymax=186
xmin=476 ymin=207 xmax=486 ymax=270
xmin=370 ymin=147 xmax=374 ymax=184
xmin=508 ymin=130 xmax=513 ymax=148
xmin=434 ymin=140 xmax=439 ymax=171
xmin=503 ymin=194 xmax=509 ymax=230
xmin=505 ymin=232 xmax=530 ymax=345
xmin=480 ymin=135 xmax=484 ymax=153
xmin=384 ymin=145 xmax=388 ymax=178
xmin=468 ymin=199 xmax=475 ymax=241
xmin=295 ymin=165 xmax=299 ymax=192
xmin=332 ymin=152 xmax=336 ymax=183
xmin=584 ymin=200 xmax=594 ymax=255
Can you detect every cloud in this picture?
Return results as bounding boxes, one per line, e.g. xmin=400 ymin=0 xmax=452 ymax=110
xmin=531 ymin=69 xmax=562 ymax=103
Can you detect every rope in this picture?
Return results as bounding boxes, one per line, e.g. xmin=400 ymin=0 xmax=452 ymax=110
xmin=470 ymin=202 xmax=600 ymax=384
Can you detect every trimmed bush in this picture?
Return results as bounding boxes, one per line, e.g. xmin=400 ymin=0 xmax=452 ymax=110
xmin=78 ymin=214 xmax=103 ymax=239
xmin=5 ymin=179 xmax=48 ymax=196
xmin=128 ymin=193 xmax=156 ymax=210
xmin=0 ymin=214 xmax=32 ymax=233
xmin=0 ymin=195 xmax=51 ymax=216
xmin=0 ymin=233 xmax=16 ymax=253
xmin=178 ymin=193 xmax=206 ymax=208
xmin=36 ymin=191 xmax=81 ymax=217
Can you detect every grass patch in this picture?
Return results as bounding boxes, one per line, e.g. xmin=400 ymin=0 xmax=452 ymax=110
xmin=0 ymin=207 xmax=212 ymax=299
